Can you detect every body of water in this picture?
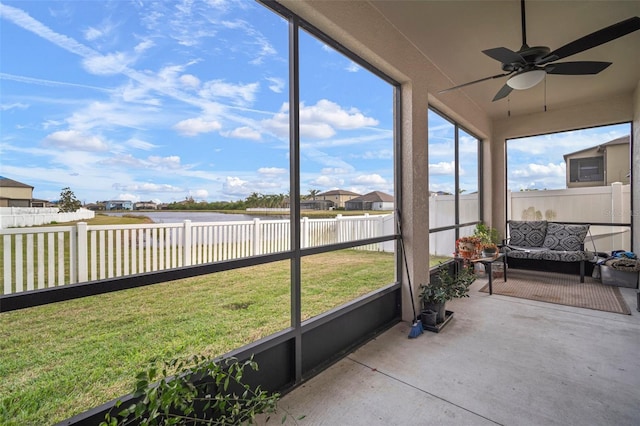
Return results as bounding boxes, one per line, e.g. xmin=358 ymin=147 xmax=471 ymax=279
xmin=104 ymin=211 xmax=286 ymax=223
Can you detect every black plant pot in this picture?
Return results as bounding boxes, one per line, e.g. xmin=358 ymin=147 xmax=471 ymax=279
xmin=423 ymin=301 xmax=446 ymax=323
xmin=421 ymin=309 xmax=438 ymax=327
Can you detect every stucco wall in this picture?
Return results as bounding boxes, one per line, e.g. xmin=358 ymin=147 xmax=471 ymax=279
xmin=0 ymin=186 xmax=33 ymax=200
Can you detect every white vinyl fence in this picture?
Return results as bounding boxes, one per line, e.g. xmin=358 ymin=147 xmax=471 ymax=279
xmin=1 ymin=214 xmax=394 ymax=295
xmin=0 ymin=207 xmax=95 ymax=229
xmin=429 ymin=183 xmax=631 ymax=256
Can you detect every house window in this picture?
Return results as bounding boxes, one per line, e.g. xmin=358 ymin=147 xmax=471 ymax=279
xmin=570 ymin=157 xmax=604 ymax=182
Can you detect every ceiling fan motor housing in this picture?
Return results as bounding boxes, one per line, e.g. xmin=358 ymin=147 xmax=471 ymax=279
xmin=502 ymin=46 xmax=551 ymax=72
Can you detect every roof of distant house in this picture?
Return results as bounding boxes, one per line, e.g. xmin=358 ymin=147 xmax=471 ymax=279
xmin=0 ymin=176 xmax=34 ymax=189
xmin=347 ymin=191 xmax=394 ymax=203
xmin=563 ymin=135 xmax=630 ymax=159
xmin=317 ymin=189 xmax=361 ymax=196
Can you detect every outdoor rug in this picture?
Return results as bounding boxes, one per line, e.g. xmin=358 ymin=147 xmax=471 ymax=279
xmin=479 ymin=269 xmax=631 ymax=315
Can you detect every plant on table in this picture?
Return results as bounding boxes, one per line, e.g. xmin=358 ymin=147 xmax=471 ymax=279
xmin=455 ymin=236 xmax=481 ymax=260
xmin=473 ymin=222 xmax=499 ymax=255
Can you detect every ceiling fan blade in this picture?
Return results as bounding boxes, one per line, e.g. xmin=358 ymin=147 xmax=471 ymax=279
xmin=492 ymin=84 xmax=513 ymax=102
xmin=438 ymin=73 xmax=511 ymax=94
xmin=545 ymin=61 xmax=612 ymax=75
xmin=540 ymin=16 xmax=640 ymax=63
xmin=482 ymin=47 xmax=525 ymax=64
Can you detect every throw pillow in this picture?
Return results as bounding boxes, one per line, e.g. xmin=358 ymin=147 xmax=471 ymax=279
xmin=543 ymin=223 xmax=589 ymax=251
xmin=508 ymin=221 xmax=547 ymax=247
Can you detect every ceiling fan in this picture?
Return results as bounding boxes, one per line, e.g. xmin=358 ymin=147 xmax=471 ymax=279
xmin=439 ymin=0 xmax=640 ymax=101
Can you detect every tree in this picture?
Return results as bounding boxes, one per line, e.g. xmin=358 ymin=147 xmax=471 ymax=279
xmin=308 ymin=189 xmax=320 ymax=200
xmin=59 ymin=187 xmax=82 ymax=212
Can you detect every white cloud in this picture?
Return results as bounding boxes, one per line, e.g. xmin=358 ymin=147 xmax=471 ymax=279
xmin=352 ymin=174 xmax=386 ymax=185
xmin=265 ymin=77 xmax=284 ymax=93
xmin=113 ymin=182 xmax=183 ymax=193
xmin=345 ymin=62 xmax=360 ymax=73
xmin=44 ymin=130 xmax=109 ymax=151
xmin=360 ymin=149 xmax=393 ymax=160
xmin=100 ymin=154 xmax=144 ymax=167
xmin=180 ymin=74 xmax=201 ymax=89
xmin=258 ymin=167 xmax=286 ymax=175
xmin=84 ymin=27 xmax=102 ymax=41
xmin=0 ymin=3 xmax=97 ymax=58
xmin=173 ymin=117 xmax=222 ymax=136
xmin=300 ymin=99 xmax=378 ymax=130
xmin=147 ymin=155 xmax=182 ymax=169
xmin=117 ymin=193 xmax=140 ymax=202
xmin=429 ymin=161 xmax=455 ymax=176
xmin=263 ymin=100 xmax=379 ymax=140
xmin=134 ymin=39 xmax=155 ymax=53
xmin=222 ymin=126 xmax=261 ymax=140
xmin=0 ymin=72 xmax=112 ymax=93
xmin=222 ymin=176 xmax=251 ymax=196
xmin=320 ymin=167 xmax=350 ymax=175
xmin=83 ymin=51 xmax=133 ymax=75
xmin=66 ymin=101 xmax=162 ymax=131
xmin=0 ymin=102 xmax=28 ymax=111
xmin=83 ymin=17 xmax=117 ymax=42
xmin=127 ymin=138 xmax=158 ymax=151
xmin=189 ymin=189 xmax=209 ymax=199
xmin=511 ymin=162 xmax=565 ymax=179
xmin=198 ymin=79 xmax=259 ymax=106
xmin=310 ymin=175 xmax=344 ymax=188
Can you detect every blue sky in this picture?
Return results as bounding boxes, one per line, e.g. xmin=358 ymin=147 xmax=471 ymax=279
xmin=0 ymin=1 xmax=631 ymax=205
xmin=0 ymin=0 xmax=394 ymax=204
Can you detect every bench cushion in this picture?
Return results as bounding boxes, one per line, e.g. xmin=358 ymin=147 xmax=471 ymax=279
xmin=508 ymin=220 xmax=547 ymax=247
xmin=543 ymin=223 xmax=589 ymax=251
xmin=507 ymin=248 xmax=591 ymax=262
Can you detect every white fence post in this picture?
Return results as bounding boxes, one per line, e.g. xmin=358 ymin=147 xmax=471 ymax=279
xmin=611 ymin=182 xmax=623 ymax=249
xmin=77 ymin=222 xmax=88 ymax=283
xmin=335 ymin=214 xmax=343 ymax=243
xmin=301 ymin=217 xmax=309 ymax=248
xmin=253 ymin=218 xmax=261 ymax=256
xmin=183 ymin=220 xmax=192 ymax=266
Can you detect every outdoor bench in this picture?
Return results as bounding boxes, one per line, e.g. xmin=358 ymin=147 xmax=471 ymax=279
xmin=504 ymin=220 xmax=591 ymax=282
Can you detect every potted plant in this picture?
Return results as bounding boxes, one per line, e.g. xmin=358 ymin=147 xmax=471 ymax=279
xmin=419 ymin=262 xmax=476 ymax=324
xmin=455 ymin=236 xmax=481 ymax=259
xmin=473 ymin=223 xmax=499 ymax=257
xmin=480 ymin=242 xmax=499 ymax=258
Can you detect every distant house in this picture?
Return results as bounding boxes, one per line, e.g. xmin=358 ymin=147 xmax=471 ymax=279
xmin=0 ymin=176 xmax=34 ymax=207
xmin=31 ymin=198 xmax=55 ymax=208
xmin=105 ymin=200 xmax=134 ymax=211
xmin=563 ymin=135 xmax=630 ymax=188
xmin=85 ymin=202 xmax=106 ymax=211
xmin=135 ymin=201 xmax=157 ymax=210
xmin=300 ymin=199 xmax=334 ymax=210
xmin=316 ymin=189 xmax=361 ymax=209
xmin=345 ymin=191 xmax=394 ymax=211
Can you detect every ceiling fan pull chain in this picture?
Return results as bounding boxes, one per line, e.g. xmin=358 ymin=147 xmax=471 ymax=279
xmin=544 ymin=76 xmax=547 ymax=112
xmin=508 ymin=97 xmax=511 ymax=117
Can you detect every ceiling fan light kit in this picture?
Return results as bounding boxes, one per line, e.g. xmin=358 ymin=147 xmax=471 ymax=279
xmin=438 ymin=0 xmax=640 ymax=103
xmin=507 ymin=69 xmax=546 ymax=90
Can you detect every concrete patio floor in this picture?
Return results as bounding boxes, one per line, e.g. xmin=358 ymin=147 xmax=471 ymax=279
xmin=277 ymin=277 xmax=640 ymax=425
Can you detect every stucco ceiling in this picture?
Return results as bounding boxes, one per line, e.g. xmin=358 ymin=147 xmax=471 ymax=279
xmin=370 ymin=0 xmax=640 ymax=119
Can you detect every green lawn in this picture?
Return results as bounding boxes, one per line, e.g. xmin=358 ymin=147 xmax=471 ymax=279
xmin=0 ymin=213 xmax=451 ymax=425
xmin=0 ymin=249 xmax=396 ymax=425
